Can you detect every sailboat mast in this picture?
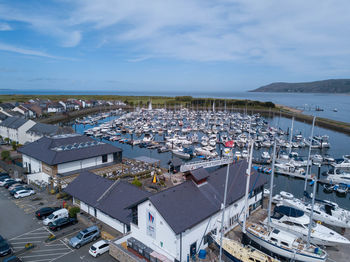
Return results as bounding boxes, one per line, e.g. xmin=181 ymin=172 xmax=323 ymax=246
xmin=242 ymin=140 xmax=254 ymax=233
xmin=219 ymin=162 xmax=231 ymax=262
xmin=267 ymin=138 xmax=277 ymax=230
xmin=307 ymin=174 xmax=318 ymax=247
xmin=288 ymin=116 xmax=294 ymax=154
xmin=304 ymin=116 xmax=316 ymax=191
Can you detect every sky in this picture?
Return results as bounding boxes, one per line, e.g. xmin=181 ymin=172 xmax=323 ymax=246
xmin=0 ymin=0 xmax=350 ymax=94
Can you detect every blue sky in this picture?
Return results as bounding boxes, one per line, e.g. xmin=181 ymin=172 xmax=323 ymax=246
xmin=0 ymin=0 xmax=350 ymax=93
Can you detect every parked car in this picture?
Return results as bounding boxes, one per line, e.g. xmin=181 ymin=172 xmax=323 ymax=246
xmin=0 ymin=178 xmax=14 ymax=186
xmin=4 ymin=181 xmax=19 ymax=189
xmin=89 ymin=240 xmax=109 ymax=257
xmin=3 ymin=256 xmax=22 ymax=262
xmin=9 ymin=186 xmax=32 ymax=196
xmin=35 ymin=207 xmax=61 ymax=220
xmin=0 ymin=173 xmax=9 ymax=178
xmin=14 ymin=189 xmax=35 ymax=199
xmin=8 ymin=183 xmax=24 ymax=191
xmin=0 ymin=235 xmax=11 ymax=256
xmin=69 ymin=226 xmax=100 ymax=249
xmin=43 ymin=209 xmax=69 ymax=225
xmin=49 ymin=217 xmax=78 ymax=231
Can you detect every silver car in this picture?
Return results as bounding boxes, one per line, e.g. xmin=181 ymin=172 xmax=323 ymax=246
xmin=69 ymin=226 xmax=100 ymax=249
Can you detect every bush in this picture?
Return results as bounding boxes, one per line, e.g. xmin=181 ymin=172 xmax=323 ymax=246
xmin=11 ymin=141 xmax=18 ymax=150
xmin=131 ymin=177 xmax=142 ymax=187
xmin=1 ymin=150 xmax=10 ymax=161
xmin=69 ymin=206 xmax=80 ymax=218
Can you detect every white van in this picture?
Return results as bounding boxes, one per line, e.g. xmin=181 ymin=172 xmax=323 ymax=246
xmin=43 ymin=208 xmax=68 ymax=225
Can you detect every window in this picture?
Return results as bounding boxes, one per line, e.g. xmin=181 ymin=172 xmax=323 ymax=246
xmin=281 ymin=241 xmax=289 ymax=247
xmin=102 ymin=154 xmax=108 ymax=163
xmin=270 ymin=237 xmax=278 ymax=242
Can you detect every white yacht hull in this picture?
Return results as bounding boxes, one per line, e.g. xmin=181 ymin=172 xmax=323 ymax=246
xmin=245 ymin=231 xmax=326 ymax=262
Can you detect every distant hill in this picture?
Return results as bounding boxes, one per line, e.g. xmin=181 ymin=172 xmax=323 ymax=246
xmin=251 ymin=79 xmax=350 ymax=93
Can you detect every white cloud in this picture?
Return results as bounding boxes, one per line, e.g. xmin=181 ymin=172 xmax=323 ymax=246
xmin=0 ymin=22 xmax=12 ymax=31
xmin=0 ymin=42 xmax=64 ymax=59
xmin=0 ymin=0 xmax=350 ymax=75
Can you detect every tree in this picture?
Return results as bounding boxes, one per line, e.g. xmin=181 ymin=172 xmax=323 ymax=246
xmin=11 ymin=141 xmax=18 ymax=151
xmin=4 ymin=137 xmax=10 ymax=144
xmin=68 ymin=206 xmax=80 ymax=218
xmin=1 ymin=150 xmax=10 ymax=161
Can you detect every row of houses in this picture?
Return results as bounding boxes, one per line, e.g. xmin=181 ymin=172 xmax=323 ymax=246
xmin=0 ymin=116 xmax=70 ymax=144
xmin=0 ymin=99 xmax=126 ymax=119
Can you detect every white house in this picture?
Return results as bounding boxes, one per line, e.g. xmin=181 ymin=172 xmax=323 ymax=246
xmin=18 ymin=134 xmax=122 ymax=186
xmin=127 ymin=162 xmax=265 ymax=261
xmin=0 ymin=117 xmax=36 ymax=144
xmin=64 ymin=171 xmax=151 ymax=233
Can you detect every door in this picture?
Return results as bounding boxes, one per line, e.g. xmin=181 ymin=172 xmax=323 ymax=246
xmin=190 ymin=241 xmax=196 ymax=257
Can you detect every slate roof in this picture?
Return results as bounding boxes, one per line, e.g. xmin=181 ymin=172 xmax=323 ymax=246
xmin=26 ymin=123 xmax=59 ymax=136
xmin=64 ymin=171 xmax=113 ymax=207
xmin=18 ymin=134 xmax=122 ymax=165
xmin=0 ymin=112 xmax=8 ymax=121
xmin=0 ymin=116 xmax=27 ymax=129
xmin=148 ymin=160 xmax=267 ymax=235
xmin=64 ymin=172 xmax=151 ymax=225
xmin=189 ymin=167 xmax=210 ymax=181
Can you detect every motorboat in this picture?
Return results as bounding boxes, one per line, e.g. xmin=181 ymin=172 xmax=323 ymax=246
xmin=332 ymin=155 xmax=350 ymax=171
xmin=261 ymin=151 xmax=271 ymax=159
xmin=280 ymin=194 xmax=350 ymax=229
xmin=266 ymin=205 xmax=350 ymax=246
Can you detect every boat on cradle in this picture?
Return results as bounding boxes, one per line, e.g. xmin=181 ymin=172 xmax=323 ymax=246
xmin=265 ymin=205 xmax=350 ymax=246
xmin=212 ymin=235 xmax=280 ymax=262
xmin=245 ymin=223 xmax=327 ymax=262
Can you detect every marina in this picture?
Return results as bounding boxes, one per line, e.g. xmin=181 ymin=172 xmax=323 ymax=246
xmin=68 ymin=106 xmax=350 ymax=261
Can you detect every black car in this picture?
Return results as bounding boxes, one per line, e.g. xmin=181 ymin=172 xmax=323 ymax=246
xmin=4 ymin=181 xmax=19 ymax=189
xmin=0 ymin=173 xmax=9 ymax=178
xmin=48 ymin=217 xmax=77 ymax=231
xmin=10 ymin=186 xmax=33 ymax=196
xmin=35 ymin=207 xmax=61 ymax=219
xmin=0 ymin=235 xmax=11 ymax=256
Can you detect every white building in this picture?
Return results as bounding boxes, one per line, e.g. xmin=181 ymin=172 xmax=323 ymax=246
xmin=18 ymin=134 xmax=122 ymax=186
xmin=0 ymin=116 xmax=36 ymax=144
xmin=127 ymin=162 xmax=265 ymax=261
xmin=64 ymin=171 xmax=151 ymax=233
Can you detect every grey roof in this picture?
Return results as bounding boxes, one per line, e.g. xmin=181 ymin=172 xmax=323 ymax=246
xmin=64 ymin=171 xmax=113 ymax=207
xmin=0 ymin=112 xmax=8 ymax=121
xmin=18 ymin=134 xmax=122 ymax=165
xmin=26 ymin=123 xmax=59 ymax=136
xmin=134 ymin=156 xmax=160 ymax=164
xmin=64 ymin=172 xmax=151 ymax=225
xmin=189 ymin=167 xmax=210 ymax=181
xmin=0 ymin=116 xmax=28 ymax=129
xmin=148 ymin=160 xmax=267 ymax=235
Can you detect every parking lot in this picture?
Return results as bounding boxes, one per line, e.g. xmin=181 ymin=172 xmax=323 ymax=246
xmin=0 ymin=186 xmax=116 ymax=262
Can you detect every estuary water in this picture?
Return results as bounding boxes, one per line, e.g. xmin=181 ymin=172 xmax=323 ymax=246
xmin=1 ymin=89 xmax=349 ymax=123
